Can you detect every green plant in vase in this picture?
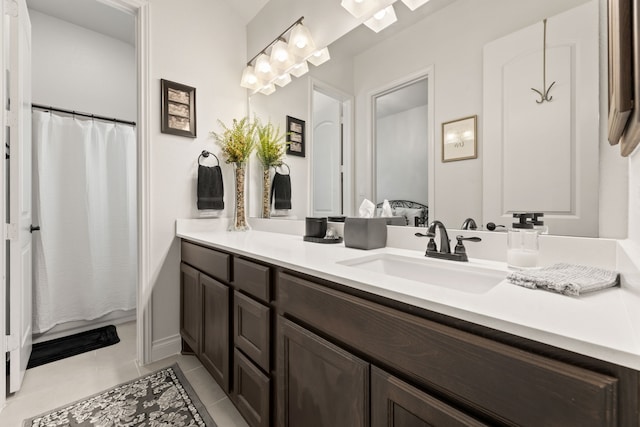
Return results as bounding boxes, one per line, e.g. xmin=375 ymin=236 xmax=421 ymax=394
xmin=256 ymin=120 xmax=286 ymax=218
xmin=211 ymin=117 xmax=257 ymax=231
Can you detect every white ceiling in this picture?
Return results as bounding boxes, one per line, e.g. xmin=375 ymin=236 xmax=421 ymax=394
xmin=220 ymin=0 xmax=270 ymax=24
xmin=26 ymin=0 xmax=135 ymax=45
xmin=25 ymin=0 xmax=268 ymax=47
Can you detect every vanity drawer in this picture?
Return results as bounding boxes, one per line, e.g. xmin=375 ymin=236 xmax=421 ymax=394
xmin=277 ymin=272 xmax=618 ymax=427
xmin=234 ymin=258 xmax=271 ymax=303
xmin=181 ymin=240 xmax=230 ymax=283
xmin=234 ymin=290 xmax=270 ymax=371
xmin=233 ymin=348 xmax=270 ymax=427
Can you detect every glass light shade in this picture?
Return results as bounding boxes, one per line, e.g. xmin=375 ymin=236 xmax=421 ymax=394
xmin=255 ymin=53 xmax=275 ymax=82
xmin=274 ymin=73 xmax=292 ymax=87
xmin=364 ymin=5 xmax=397 ymax=33
xmin=288 ymin=61 xmax=309 ymax=78
xmin=288 ymin=23 xmax=316 ymax=60
xmin=401 ymin=0 xmax=430 ymax=11
xmin=341 ymin=0 xmax=389 ymax=18
xmin=270 ymin=39 xmax=295 ymax=74
xmin=240 ymin=65 xmax=260 ymax=90
xmin=307 ymin=47 xmax=331 ymax=66
xmin=259 ymin=83 xmax=276 ymax=95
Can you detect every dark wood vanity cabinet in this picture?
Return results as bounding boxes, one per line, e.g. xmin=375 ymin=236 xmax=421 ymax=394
xmin=232 ymin=256 xmax=273 ymax=427
xmin=370 ymin=367 xmax=488 ymax=427
xmin=180 ymin=241 xmax=232 ymax=393
xmin=179 ymin=262 xmax=201 ymax=354
xmin=277 ymin=317 xmax=370 ymax=427
xmin=180 ymin=239 xmax=640 ymax=427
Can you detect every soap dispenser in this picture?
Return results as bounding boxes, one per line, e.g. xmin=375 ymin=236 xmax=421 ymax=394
xmin=507 ymin=213 xmax=539 ymax=269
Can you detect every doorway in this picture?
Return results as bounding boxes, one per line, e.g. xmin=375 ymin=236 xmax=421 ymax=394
xmin=311 ymin=82 xmax=353 ymax=217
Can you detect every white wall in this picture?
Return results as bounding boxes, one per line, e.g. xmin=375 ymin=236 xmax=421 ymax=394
xmin=148 ymin=0 xmax=247 ymax=355
xmin=29 ymin=10 xmax=136 ymax=121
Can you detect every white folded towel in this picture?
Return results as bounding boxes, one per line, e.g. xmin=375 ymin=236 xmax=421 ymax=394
xmin=507 ymin=263 xmax=619 ymax=296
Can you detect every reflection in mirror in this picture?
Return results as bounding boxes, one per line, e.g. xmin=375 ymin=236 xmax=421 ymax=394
xmin=374 ymin=77 xmax=429 ymax=222
xmin=312 ymin=86 xmax=352 ymax=217
xmin=248 ymin=0 xmax=628 ymax=238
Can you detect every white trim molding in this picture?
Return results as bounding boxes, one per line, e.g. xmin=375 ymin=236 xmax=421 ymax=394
xmin=150 ymin=334 xmax=182 ymax=362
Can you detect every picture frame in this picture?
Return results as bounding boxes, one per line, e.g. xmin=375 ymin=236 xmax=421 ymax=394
xmin=286 ymin=115 xmax=305 ymax=157
xmin=161 ymin=79 xmax=196 ymax=138
xmin=442 ymin=115 xmax=477 ymax=162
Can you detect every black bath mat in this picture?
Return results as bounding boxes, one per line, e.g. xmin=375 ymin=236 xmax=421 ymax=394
xmin=27 ymin=325 xmax=120 ymax=369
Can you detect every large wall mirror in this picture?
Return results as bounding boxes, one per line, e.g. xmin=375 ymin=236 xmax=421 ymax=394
xmin=247 ymin=0 xmax=628 ymax=238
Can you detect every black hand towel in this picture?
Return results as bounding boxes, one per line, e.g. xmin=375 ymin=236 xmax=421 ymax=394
xmin=271 ymin=172 xmax=292 ymax=210
xmin=197 ymin=164 xmax=224 ymax=210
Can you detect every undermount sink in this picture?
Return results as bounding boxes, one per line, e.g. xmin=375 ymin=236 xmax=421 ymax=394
xmin=338 ymin=253 xmax=506 ymax=294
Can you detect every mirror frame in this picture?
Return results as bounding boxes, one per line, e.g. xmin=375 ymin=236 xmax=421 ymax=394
xmin=370 ymin=67 xmax=436 ymax=221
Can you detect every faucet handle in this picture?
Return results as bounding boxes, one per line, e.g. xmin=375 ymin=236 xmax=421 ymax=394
xmin=454 ymin=235 xmax=481 ymax=261
xmin=415 ymin=232 xmax=437 ymax=253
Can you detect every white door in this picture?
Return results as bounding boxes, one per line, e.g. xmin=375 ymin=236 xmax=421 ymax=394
xmin=312 ymin=90 xmax=343 ymax=217
xmin=483 ymin=1 xmax=599 ymax=236
xmin=7 ymin=0 xmax=32 ymax=394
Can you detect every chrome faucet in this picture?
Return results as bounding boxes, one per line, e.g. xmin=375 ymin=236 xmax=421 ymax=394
xmin=461 ymin=218 xmax=478 ymax=230
xmin=427 ymin=220 xmax=451 ymax=254
xmin=415 ymin=220 xmax=481 ymax=262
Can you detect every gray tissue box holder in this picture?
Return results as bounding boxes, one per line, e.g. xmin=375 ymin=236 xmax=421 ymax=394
xmin=344 ymin=217 xmax=387 ymax=250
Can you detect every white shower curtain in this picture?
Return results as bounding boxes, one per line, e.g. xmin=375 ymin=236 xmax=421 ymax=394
xmin=32 ymin=110 xmax=137 ymax=333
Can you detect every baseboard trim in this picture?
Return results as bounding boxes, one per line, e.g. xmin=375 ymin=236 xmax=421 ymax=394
xmin=150 ymin=334 xmax=181 ymax=362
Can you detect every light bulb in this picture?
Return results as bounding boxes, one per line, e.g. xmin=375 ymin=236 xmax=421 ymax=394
xmin=374 ymin=9 xmax=387 ymax=20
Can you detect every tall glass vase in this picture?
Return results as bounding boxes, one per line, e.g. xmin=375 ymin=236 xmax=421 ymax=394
xmin=262 ymin=167 xmax=271 ymax=219
xmin=230 ymin=162 xmax=250 ymax=231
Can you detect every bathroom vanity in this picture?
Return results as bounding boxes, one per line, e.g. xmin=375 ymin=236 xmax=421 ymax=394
xmin=177 ymin=228 xmax=640 ymax=427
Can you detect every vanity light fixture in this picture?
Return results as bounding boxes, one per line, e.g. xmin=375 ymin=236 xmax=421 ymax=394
xmin=364 ymin=4 xmax=397 ymax=33
xmin=307 ymin=47 xmax=331 ymax=66
xmin=240 ymin=17 xmax=330 ymax=95
xmin=289 ymin=61 xmax=309 ymax=78
xmin=240 ymin=65 xmax=260 ymax=91
xmin=341 ymin=0 xmax=390 ymax=18
xmin=400 ymin=0 xmax=431 ymax=11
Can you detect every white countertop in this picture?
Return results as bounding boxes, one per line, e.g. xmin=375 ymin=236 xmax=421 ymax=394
xmin=177 ymin=226 xmax=640 ymax=370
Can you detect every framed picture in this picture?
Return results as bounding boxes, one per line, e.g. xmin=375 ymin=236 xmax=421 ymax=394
xmin=161 ymin=79 xmax=196 ymax=138
xmin=286 ymin=115 xmax=305 ymax=157
xmin=442 ymin=115 xmax=477 ymax=162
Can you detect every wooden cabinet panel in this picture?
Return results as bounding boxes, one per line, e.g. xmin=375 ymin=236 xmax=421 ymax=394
xmin=182 ymin=240 xmax=230 ymax=282
xmin=277 ymin=317 xmax=369 ymax=427
xmin=200 ymin=273 xmax=230 ymax=393
xmin=278 ymin=273 xmax=618 ymax=427
xmin=233 ymin=349 xmax=270 ymax=427
xmin=234 ymin=291 xmax=270 ymax=371
xmin=371 ymin=366 xmax=487 ymax=427
xmin=180 ymin=262 xmax=201 ymax=354
xmin=234 ymin=258 xmax=270 ymax=303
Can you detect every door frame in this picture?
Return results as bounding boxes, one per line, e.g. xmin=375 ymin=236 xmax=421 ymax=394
xmin=0 ymin=0 xmax=151 ymax=411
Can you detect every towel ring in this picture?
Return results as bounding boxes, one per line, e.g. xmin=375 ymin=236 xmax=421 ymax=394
xmin=275 ymin=162 xmax=290 ymax=175
xmin=198 ymin=150 xmax=220 ymax=166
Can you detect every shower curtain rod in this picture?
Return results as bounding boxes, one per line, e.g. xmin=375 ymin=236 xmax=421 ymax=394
xmin=32 ymin=103 xmax=136 ymax=126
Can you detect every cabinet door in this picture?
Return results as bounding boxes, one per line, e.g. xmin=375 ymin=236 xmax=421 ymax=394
xmin=371 ymin=367 xmax=487 ymax=427
xmin=234 ymin=349 xmax=270 ymax=427
xmin=180 ymin=262 xmax=201 ymax=354
xmin=277 ymin=317 xmax=369 ymax=427
xmin=200 ymin=273 xmax=230 ymax=393
xmin=234 ymin=291 xmax=270 ymax=371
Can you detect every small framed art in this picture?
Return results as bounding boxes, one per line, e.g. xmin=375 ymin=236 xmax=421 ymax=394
xmin=161 ymin=79 xmax=196 ymax=138
xmin=286 ymin=115 xmax=305 ymax=157
xmin=442 ymin=115 xmax=477 ymax=162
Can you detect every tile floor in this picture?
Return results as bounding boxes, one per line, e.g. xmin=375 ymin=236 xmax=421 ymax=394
xmin=0 ymin=322 xmax=248 ymax=426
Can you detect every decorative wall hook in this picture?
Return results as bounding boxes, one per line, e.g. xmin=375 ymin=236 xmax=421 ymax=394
xmin=531 ymin=18 xmax=556 ymax=104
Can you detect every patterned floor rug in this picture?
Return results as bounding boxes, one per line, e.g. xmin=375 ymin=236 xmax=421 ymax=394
xmin=23 ymin=364 xmax=217 ymax=426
